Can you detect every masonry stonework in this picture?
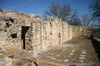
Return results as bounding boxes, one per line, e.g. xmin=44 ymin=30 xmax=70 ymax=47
xmin=0 ymin=9 xmax=92 ymax=54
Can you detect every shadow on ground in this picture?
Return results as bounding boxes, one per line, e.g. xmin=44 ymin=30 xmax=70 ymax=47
xmin=91 ymin=39 xmax=100 ymax=62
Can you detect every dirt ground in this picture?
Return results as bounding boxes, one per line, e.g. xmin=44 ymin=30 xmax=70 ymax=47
xmin=38 ymin=38 xmax=100 ymax=66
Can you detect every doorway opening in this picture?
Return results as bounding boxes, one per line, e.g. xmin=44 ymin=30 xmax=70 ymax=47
xmin=21 ymin=26 xmax=30 ymax=49
xmin=58 ymin=32 xmax=61 ymax=44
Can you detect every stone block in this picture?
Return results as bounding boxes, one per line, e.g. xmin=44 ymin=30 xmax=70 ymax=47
xmin=12 ymin=60 xmax=21 ymax=66
xmin=5 ymin=48 xmax=21 ymax=54
xmin=79 ymin=56 xmax=85 ymax=59
xmin=71 ymin=50 xmax=75 ymax=52
xmin=0 ymin=55 xmax=5 ymax=59
xmin=64 ymin=59 xmax=69 ymax=62
xmin=81 ymin=52 xmax=86 ymax=54
xmin=70 ymin=53 xmax=74 ymax=55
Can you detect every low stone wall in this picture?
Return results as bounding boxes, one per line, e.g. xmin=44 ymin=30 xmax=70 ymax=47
xmin=0 ymin=9 xmax=92 ymax=54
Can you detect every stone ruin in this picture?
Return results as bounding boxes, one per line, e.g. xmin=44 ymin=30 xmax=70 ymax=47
xmin=0 ymin=9 xmax=92 ymax=66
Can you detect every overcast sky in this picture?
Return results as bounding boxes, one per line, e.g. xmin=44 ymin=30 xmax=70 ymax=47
xmin=0 ymin=0 xmax=93 ymax=16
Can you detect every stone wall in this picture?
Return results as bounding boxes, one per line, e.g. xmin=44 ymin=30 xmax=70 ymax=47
xmin=0 ymin=9 xmax=92 ymax=54
xmin=72 ymin=26 xmax=92 ymax=38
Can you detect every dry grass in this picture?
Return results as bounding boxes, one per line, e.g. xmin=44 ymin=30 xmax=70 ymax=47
xmin=38 ymin=38 xmax=100 ymax=66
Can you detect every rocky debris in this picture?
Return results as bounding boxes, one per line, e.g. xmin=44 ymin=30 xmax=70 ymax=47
xmin=81 ymin=52 xmax=86 ymax=54
xmin=0 ymin=48 xmax=37 ymax=66
xmin=69 ymin=53 xmax=74 ymax=55
xmin=57 ymin=60 xmax=63 ymax=62
xmin=71 ymin=50 xmax=75 ymax=52
xmin=0 ymin=21 xmax=6 ymax=31
xmin=50 ymin=57 xmax=57 ymax=60
xmin=80 ymin=55 xmax=86 ymax=57
xmin=56 ymin=55 xmax=60 ymax=57
xmin=79 ymin=56 xmax=85 ymax=60
xmin=78 ymin=60 xmax=84 ymax=63
xmin=0 ymin=16 xmax=10 ymax=21
xmin=0 ymin=32 xmax=8 ymax=39
xmin=64 ymin=59 xmax=69 ymax=62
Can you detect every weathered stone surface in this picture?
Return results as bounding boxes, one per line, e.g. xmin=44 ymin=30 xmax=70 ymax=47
xmin=82 ymin=50 xmax=86 ymax=52
xmin=80 ymin=55 xmax=86 ymax=57
xmin=0 ymin=10 xmax=93 ymax=51
xmin=79 ymin=56 xmax=85 ymax=59
xmin=79 ymin=60 xmax=84 ymax=63
xmin=12 ymin=60 xmax=21 ymax=65
xmin=81 ymin=52 xmax=87 ymax=54
xmin=0 ymin=60 xmax=5 ymax=66
xmin=0 ymin=9 xmax=93 ymax=66
xmin=0 ymin=21 xmax=6 ymax=31
xmin=57 ymin=60 xmax=63 ymax=62
xmin=0 ymin=55 xmax=5 ymax=59
xmin=50 ymin=57 xmax=57 ymax=60
xmin=70 ymin=53 xmax=74 ymax=55
xmin=64 ymin=59 xmax=69 ymax=62
xmin=5 ymin=48 xmax=21 ymax=54
xmin=71 ymin=50 xmax=75 ymax=52
xmin=0 ymin=16 xmax=10 ymax=21
xmin=0 ymin=47 xmax=37 ymax=66
xmin=56 ymin=55 xmax=60 ymax=57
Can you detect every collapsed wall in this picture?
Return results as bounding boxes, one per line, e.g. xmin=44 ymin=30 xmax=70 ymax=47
xmin=0 ymin=9 xmax=92 ymax=54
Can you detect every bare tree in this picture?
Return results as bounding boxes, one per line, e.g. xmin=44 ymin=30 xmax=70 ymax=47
xmin=44 ymin=2 xmax=82 ymax=26
xmin=89 ymin=0 xmax=100 ymax=27
xmin=44 ymin=2 xmax=71 ymax=21
xmin=90 ymin=0 xmax=100 ymax=18
xmin=81 ymin=13 xmax=91 ymax=26
xmin=68 ymin=10 xmax=82 ymax=26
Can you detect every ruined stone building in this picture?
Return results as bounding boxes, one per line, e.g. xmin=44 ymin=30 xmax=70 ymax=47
xmin=0 ymin=9 xmax=92 ymax=54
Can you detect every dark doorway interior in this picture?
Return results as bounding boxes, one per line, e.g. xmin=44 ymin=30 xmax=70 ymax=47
xmin=58 ymin=32 xmax=61 ymax=44
xmin=21 ymin=26 xmax=30 ymax=49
